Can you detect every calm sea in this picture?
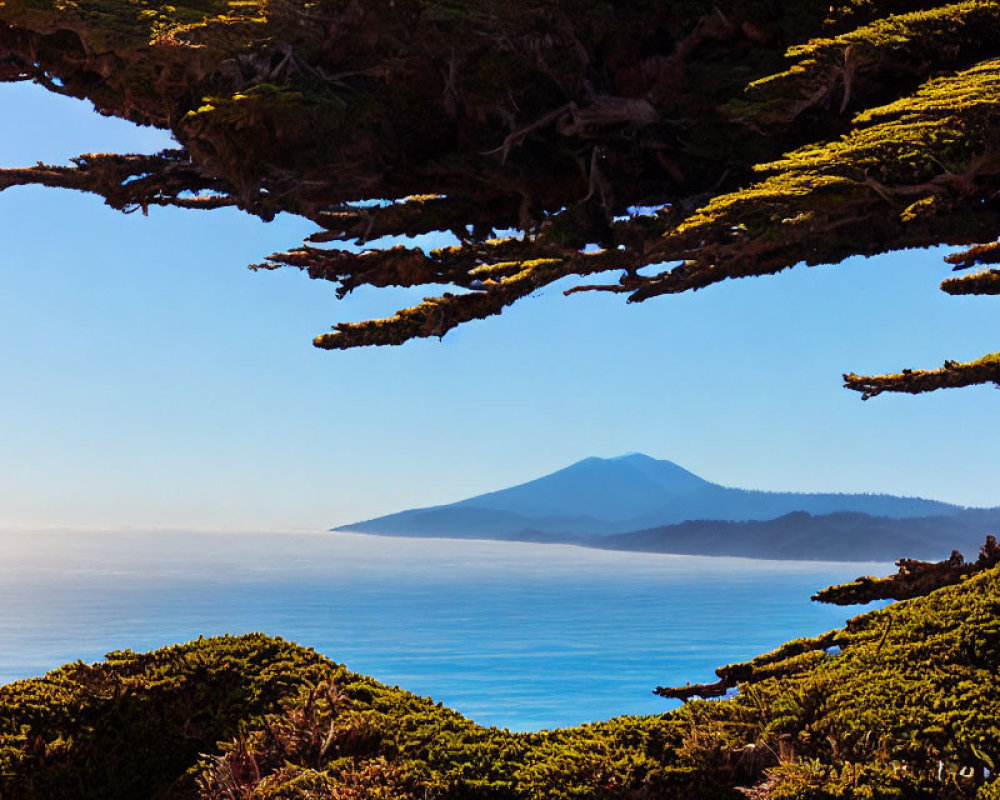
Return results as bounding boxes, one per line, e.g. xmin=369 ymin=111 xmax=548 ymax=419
xmin=0 ymin=529 xmax=887 ymax=731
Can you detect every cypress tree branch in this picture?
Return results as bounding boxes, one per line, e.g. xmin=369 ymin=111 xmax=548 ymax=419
xmin=941 ymin=268 xmax=1000 ymax=293
xmin=2 ymin=0 xmax=1000 ymax=393
xmin=813 ymin=535 xmax=1000 ymax=604
xmin=844 ymin=353 xmax=1000 ymax=397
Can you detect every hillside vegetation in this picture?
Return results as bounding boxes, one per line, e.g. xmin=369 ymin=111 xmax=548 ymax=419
xmin=4 ymin=561 xmax=1000 ymax=799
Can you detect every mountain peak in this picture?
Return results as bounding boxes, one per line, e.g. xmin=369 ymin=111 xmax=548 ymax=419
xmin=448 ymin=453 xmax=711 ymax=523
xmin=567 ymin=452 xmax=678 ymax=469
xmin=575 ymin=452 xmax=682 ymax=468
xmin=609 ymin=452 xmax=659 ymax=464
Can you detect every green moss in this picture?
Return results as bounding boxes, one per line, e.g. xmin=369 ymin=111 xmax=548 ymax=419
xmin=728 ymin=1 xmax=1000 ymax=125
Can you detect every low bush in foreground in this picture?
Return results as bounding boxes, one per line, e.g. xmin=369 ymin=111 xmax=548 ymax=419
xmin=4 ymin=565 xmax=1000 ymax=799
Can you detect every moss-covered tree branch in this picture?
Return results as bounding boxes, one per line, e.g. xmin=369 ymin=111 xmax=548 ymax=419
xmin=2 ymin=0 xmax=1000 ymax=394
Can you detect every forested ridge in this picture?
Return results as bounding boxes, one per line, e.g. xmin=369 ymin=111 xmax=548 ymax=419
xmin=2 ymin=0 xmax=1000 ymax=393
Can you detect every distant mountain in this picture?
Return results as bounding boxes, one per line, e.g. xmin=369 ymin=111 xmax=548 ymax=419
xmin=335 ymin=454 xmax=969 ymax=544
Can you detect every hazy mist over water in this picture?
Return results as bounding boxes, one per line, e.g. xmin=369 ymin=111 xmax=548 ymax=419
xmin=0 ymin=529 xmax=886 ymax=730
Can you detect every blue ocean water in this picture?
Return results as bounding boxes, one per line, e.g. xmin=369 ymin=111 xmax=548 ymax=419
xmin=0 ymin=529 xmax=888 ymax=731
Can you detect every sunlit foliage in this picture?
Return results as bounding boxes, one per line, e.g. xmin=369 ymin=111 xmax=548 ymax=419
xmin=5 ymin=557 xmax=1000 ymax=798
xmin=2 ymin=0 xmax=999 ymax=392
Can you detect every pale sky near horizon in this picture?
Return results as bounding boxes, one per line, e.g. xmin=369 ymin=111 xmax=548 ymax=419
xmin=2 ymin=80 xmax=1000 ymax=532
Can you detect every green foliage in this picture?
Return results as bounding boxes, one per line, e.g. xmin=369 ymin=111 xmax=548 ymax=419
xmin=6 ymin=0 xmax=1000 ymax=392
xmin=3 ymin=0 xmax=1000 ymax=391
xmin=6 ymin=563 xmax=1000 ymax=798
xmin=728 ymin=1 xmax=1000 ymax=126
xmin=655 ymin=58 xmax=1000 ymax=287
xmin=0 ymin=634 xmax=336 ymax=799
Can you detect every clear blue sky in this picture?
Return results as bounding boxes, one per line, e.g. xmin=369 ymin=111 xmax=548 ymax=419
xmin=2 ymin=81 xmax=1000 ymax=531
